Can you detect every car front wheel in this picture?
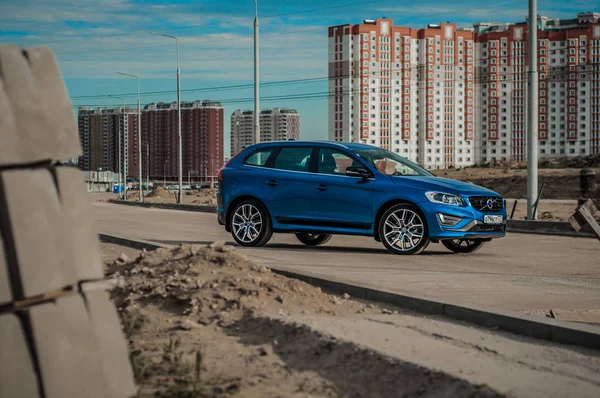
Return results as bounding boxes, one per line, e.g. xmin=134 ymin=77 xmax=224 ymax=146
xmin=295 ymin=233 xmax=332 ymax=246
xmin=229 ymin=199 xmax=273 ymax=247
xmin=442 ymin=239 xmax=485 ymax=253
xmin=379 ymin=204 xmax=430 ymax=255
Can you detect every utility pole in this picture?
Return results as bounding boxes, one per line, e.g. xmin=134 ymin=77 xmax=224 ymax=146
xmin=150 ymin=31 xmax=182 ymax=203
xmin=164 ymin=159 xmax=168 ymax=187
xmin=527 ymin=0 xmax=538 ymax=220
xmin=253 ymin=0 xmax=260 ymax=144
xmin=117 ymin=72 xmax=142 ymax=202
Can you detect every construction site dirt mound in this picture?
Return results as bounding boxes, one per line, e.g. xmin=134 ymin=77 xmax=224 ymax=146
xmin=105 ymin=243 xmax=503 ymax=398
xmin=145 ymin=186 xmax=171 ymax=198
xmin=106 ymin=242 xmax=374 ymax=326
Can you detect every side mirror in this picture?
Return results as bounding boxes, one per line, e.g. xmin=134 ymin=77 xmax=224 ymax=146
xmin=346 ymin=166 xmax=371 ymax=180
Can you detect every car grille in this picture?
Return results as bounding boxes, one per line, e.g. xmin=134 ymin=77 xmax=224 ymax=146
xmin=468 ymin=196 xmax=504 ymax=213
xmin=470 ymin=224 xmax=506 ymax=233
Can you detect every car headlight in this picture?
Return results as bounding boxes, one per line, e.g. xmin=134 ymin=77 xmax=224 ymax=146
xmin=425 ymin=192 xmax=466 ymax=206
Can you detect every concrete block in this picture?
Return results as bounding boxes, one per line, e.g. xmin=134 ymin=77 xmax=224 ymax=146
xmin=0 ymin=45 xmax=51 ymax=165
xmin=54 ymin=295 xmax=109 ymax=398
xmin=0 ymin=77 xmax=19 ymax=166
xmin=55 ymin=167 xmax=103 ymax=280
xmin=25 ymin=48 xmax=81 ymax=161
xmin=28 ymin=301 xmax=87 ymax=398
xmin=84 ymin=290 xmax=137 ymax=398
xmin=0 ymin=231 xmax=13 ymax=305
xmin=0 ymin=313 xmax=41 ymax=398
xmin=0 ymin=169 xmax=76 ymax=299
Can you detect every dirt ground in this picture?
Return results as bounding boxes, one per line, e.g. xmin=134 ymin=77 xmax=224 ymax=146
xmin=101 ymin=242 xmax=503 ymax=398
xmin=125 ymin=186 xmax=218 ymax=206
xmin=431 ymin=167 xmax=600 ymax=200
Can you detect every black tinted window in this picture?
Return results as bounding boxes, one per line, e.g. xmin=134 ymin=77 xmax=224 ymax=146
xmin=244 ymin=149 xmax=274 ymax=167
xmin=273 ymin=147 xmax=312 ymax=172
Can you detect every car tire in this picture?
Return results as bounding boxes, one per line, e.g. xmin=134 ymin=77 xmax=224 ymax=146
xmin=229 ymin=199 xmax=273 ymax=247
xmin=295 ymin=233 xmax=332 ymax=246
xmin=379 ymin=203 xmax=430 ymax=255
xmin=441 ymin=239 xmax=485 ymax=253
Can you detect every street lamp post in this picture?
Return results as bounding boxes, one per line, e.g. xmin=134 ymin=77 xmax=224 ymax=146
xmin=146 ymin=141 xmax=150 ymax=196
xmin=253 ymin=0 xmax=260 ymax=144
xmin=526 ymin=0 xmax=539 ymax=220
xmin=117 ymin=72 xmax=143 ymax=203
xmin=107 ymin=95 xmax=125 ymax=199
xmin=149 ymin=31 xmax=182 ymax=204
xmin=164 ymin=159 xmax=168 ymax=187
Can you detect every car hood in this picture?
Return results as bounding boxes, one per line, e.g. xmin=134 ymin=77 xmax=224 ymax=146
xmin=391 ymin=176 xmax=500 ymax=196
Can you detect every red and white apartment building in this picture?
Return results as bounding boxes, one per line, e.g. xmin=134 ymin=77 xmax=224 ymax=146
xmin=329 ymin=12 xmax=600 ymax=169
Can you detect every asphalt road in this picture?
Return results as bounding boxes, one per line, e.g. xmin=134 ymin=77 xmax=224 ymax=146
xmin=92 ymin=200 xmax=600 ymax=313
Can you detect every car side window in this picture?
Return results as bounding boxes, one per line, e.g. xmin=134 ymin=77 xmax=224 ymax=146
xmin=244 ymin=149 xmax=274 ymax=167
xmin=272 ymin=147 xmax=312 ymax=172
xmin=317 ymin=148 xmax=361 ymax=176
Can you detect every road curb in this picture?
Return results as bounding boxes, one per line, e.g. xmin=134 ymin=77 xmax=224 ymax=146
xmin=106 ymin=199 xmax=596 ymax=239
xmin=98 ymin=233 xmax=600 ymax=352
xmin=506 ymin=220 xmax=596 ymax=239
xmin=107 ymin=199 xmax=216 ymax=213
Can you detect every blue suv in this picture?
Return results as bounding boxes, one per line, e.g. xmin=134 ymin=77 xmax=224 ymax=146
xmin=217 ymin=141 xmax=506 ymax=255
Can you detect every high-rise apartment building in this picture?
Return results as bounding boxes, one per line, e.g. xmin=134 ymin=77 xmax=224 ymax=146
xmin=329 ymin=13 xmax=600 ymax=168
xmin=474 ymin=12 xmax=600 ymax=163
xmin=230 ymin=108 xmax=300 ymax=156
xmin=143 ymin=100 xmax=224 ymax=181
xmin=328 ymin=18 xmax=476 ymax=169
xmin=78 ymin=100 xmax=223 ymax=182
xmin=78 ymin=107 xmax=139 ymax=176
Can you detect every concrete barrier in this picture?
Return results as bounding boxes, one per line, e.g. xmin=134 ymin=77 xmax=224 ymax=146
xmin=98 ymin=233 xmax=600 ymax=352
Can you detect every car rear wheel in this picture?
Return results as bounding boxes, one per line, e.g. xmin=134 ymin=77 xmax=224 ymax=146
xmin=229 ymin=199 xmax=273 ymax=247
xmin=379 ymin=204 xmax=430 ymax=255
xmin=295 ymin=233 xmax=332 ymax=246
xmin=442 ymin=239 xmax=485 ymax=253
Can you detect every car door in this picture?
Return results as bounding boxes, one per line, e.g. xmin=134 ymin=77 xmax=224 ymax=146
xmin=263 ymin=146 xmax=316 ymax=223
xmin=311 ymin=147 xmax=374 ymax=230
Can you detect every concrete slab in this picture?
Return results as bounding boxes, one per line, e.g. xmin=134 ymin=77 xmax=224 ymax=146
xmin=25 ymin=48 xmax=81 ymax=161
xmin=0 ymin=313 xmax=41 ymax=398
xmin=0 ymin=45 xmax=51 ymax=164
xmin=84 ymin=290 xmax=137 ymax=398
xmin=54 ymin=295 xmax=109 ymax=398
xmin=0 ymin=169 xmax=76 ymax=298
xmin=0 ymin=230 xmax=12 ymax=305
xmin=0 ymin=77 xmax=19 ymax=166
xmin=55 ymin=167 xmax=103 ymax=280
xmin=29 ymin=302 xmax=84 ymax=398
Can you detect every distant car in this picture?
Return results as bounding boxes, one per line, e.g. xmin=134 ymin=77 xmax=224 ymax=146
xmin=216 ymin=141 xmax=506 ymax=255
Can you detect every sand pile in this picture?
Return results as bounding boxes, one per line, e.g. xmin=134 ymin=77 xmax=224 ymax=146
xmin=106 ymin=243 xmax=374 ymax=327
xmin=145 ymin=186 xmax=170 ymax=198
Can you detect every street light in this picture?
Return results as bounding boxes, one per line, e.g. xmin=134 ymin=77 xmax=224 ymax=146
xmin=253 ymin=0 xmax=260 ymax=144
xmin=149 ymin=31 xmax=182 ymax=204
xmin=164 ymin=159 xmax=168 ymax=187
xmin=107 ymin=95 xmax=125 ymax=199
xmin=116 ymin=72 xmax=143 ymax=203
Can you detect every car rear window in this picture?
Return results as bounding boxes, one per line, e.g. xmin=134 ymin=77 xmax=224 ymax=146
xmin=272 ymin=147 xmax=312 ymax=172
xmin=244 ymin=149 xmax=274 ymax=167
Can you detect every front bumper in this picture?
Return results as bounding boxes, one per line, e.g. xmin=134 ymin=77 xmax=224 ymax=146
xmin=420 ymin=201 xmax=507 ymax=240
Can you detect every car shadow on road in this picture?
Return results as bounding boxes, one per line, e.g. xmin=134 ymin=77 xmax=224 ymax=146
xmin=148 ymin=239 xmax=454 ymax=256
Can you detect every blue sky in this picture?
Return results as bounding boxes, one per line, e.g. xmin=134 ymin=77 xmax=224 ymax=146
xmin=0 ymin=0 xmax=594 ymax=157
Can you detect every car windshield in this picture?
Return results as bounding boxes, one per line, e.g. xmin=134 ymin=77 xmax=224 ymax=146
xmin=353 ymin=148 xmax=433 ymax=177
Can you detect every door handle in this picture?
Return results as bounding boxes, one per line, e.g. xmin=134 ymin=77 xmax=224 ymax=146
xmin=315 ymin=184 xmax=328 ymax=191
xmin=266 ymin=180 xmax=278 ymax=186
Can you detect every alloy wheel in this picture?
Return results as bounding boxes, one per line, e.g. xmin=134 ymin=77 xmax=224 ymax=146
xmin=382 ymin=208 xmax=425 ymax=252
xmin=232 ymin=204 xmax=263 ymax=244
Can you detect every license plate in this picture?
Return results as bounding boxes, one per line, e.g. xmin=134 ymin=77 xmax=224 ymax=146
xmin=484 ymin=215 xmax=503 ymax=224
